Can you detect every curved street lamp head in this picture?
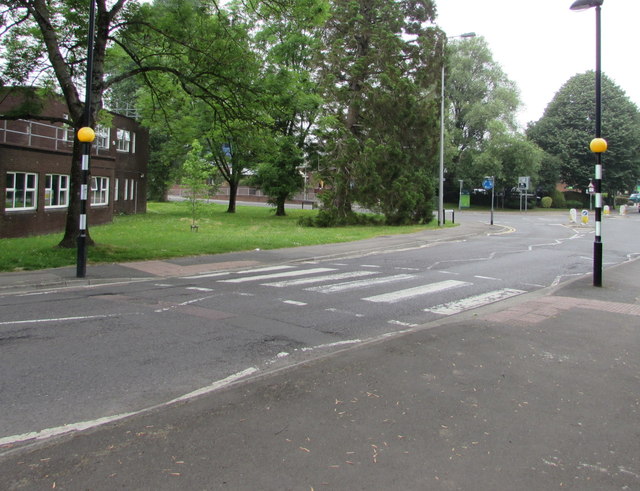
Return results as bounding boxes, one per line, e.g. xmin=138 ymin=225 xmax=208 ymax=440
xmin=570 ymin=0 xmax=603 ymax=11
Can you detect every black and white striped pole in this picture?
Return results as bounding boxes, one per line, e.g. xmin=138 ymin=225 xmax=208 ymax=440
xmin=76 ymin=127 xmax=95 ymax=278
xmin=570 ymin=0 xmax=605 ymax=287
xmin=76 ymin=0 xmax=96 ymax=278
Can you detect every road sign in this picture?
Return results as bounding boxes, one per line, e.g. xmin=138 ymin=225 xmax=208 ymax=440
xmin=482 ymin=178 xmax=493 ymax=191
xmin=518 ymin=176 xmax=530 ymax=190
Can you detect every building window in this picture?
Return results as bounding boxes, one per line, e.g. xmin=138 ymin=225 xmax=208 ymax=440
xmin=45 ymin=174 xmax=69 ymax=208
xmin=116 ymin=128 xmax=130 ymax=152
xmin=96 ymin=125 xmax=110 ymax=150
xmin=129 ymin=179 xmax=135 ymax=200
xmin=6 ymin=172 xmax=37 ymax=210
xmin=114 ymin=178 xmax=119 ymax=201
xmin=62 ymin=114 xmax=73 ymax=142
xmin=91 ymin=176 xmax=109 ymax=205
xmin=124 ymin=178 xmax=129 ymax=200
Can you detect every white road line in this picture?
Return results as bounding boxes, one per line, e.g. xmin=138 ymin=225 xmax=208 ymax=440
xmin=388 ymin=320 xmax=420 ymax=328
xmin=474 ymin=275 xmax=500 ymax=281
xmin=282 ymin=300 xmax=307 ymax=306
xmin=238 ymin=265 xmax=294 ymax=274
xmin=263 ymin=271 xmax=376 ymax=287
xmin=424 ymin=288 xmax=526 ymax=315
xmin=186 ymin=287 xmax=214 ymax=292
xmin=219 ymin=267 xmax=336 ymax=283
xmin=363 ymin=280 xmax=471 ymax=304
xmin=0 ymin=313 xmax=122 ymax=326
xmin=306 ymin=274 xmax=415 ymax=294
xmin=182 ymin=272 xmax=230 ymax=279
xmin=0 ymin=368 xmax=259 ymax=447
xmin=360 ymin=264 xmax=381 ymax=268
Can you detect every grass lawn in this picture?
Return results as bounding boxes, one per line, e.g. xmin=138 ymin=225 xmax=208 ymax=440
xmin=0 ymin=201 xmax=445 ymax=272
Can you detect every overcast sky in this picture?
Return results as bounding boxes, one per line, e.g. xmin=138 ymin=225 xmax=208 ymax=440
xmin=435 ymin=0 xmax=640 ymax=128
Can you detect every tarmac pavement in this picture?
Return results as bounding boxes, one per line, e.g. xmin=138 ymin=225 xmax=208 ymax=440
xmin=1 ymin=218 xmax=639 ymax=490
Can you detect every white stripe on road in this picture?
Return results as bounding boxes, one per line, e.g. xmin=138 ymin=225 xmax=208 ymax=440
xmin=0 ymin=368 xmax=259 ymax=447
xmin=0 ymin=313 xmax=122 ymax=326
xmin=424 ymin=288 xmax=526 ymax=315
xmin=219 ymin=267 xmax=336 ymax=283
xmin=282 ymin=300 xmax=307 ymax=306
xmin=237 ymin=265 xmax=294 ymax=274
xmin=363 ymin=280 xmax=471 ymax=304
xmin=263 ymin=270 xmax=377 ymax=287
xmin=306 ymin=274 xmax=416 ymax=294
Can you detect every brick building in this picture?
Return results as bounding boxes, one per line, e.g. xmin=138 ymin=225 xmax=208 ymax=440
xmin=1 ymin=92 xmax=148 ymax=238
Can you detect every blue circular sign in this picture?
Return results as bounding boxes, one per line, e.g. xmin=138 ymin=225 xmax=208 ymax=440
xmin=482 ymin=178 xmax=493 ymax=190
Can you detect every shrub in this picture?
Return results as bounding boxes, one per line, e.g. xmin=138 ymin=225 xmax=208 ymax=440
xmin=551 ymin=189 xmax=566 ymax=208
xmin=541 ymin=196 xmax=553 ymax=208
xmin=566 ymin=200 xmax=584 ymax=209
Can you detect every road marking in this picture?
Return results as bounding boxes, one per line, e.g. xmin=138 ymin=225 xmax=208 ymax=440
xmin=0 ymin=313 xmax=122 ymax=326
xmin=306 ymin=274 xmax=415 ymax=294
xmin=363 ymin=280 xmax=471 ymax=304
xmin=282 ymin=300 xmax=307 ymax=306
xmin=238 ymin=265 xmax=293 ymax=274
xmin=474 ymin=275 xmax=500 ymax=281
xmin=263 ymin=271 xmax=376 ymax=287
xmin=186 ymin=287 xmax=214 ymax=292
xmin=424 ymin=288 xmax=526 ymax=315
xmin=220 ymin=267 xmax=336 ymax=283
xmin=0 ymin=368 xmax=258 ymax=448
xmin=388 ymin=320 xmax=420 ymax=328
xmin=360 ymin=264 xmax=381 ymax=268
xmin=182 ymin=272 xmax=229 ymax=279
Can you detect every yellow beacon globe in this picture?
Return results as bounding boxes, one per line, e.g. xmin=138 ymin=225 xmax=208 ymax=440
xmin=590 ymin=138 xmax=608 ymax=153
xmin=77 ymin=127 xmax=96 ymax=143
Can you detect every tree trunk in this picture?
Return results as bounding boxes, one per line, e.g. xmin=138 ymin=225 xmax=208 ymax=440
xmin=275 ymin=197 xmax=286 ymax=216
xmin=58 ymin=136 xmax=94 ymax=248
xmin=227 ymin=179 xmax=238 ymax=213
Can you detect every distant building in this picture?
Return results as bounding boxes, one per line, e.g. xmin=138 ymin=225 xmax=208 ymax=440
xmin=1 ymin=91 xmax=148 ymax=238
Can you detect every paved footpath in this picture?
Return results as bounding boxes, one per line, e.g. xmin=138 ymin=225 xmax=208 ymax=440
xmin=1 ymin=221 xmax=639 ymax=490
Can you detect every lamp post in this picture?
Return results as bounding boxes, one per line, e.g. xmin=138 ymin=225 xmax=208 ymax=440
xmin=76 ymin=0 xmax=96 ymax=278
xmin=439 ymin=32 xmax=476 ymax=227
xmin=570 ymin=0 xmax=605 ymax=287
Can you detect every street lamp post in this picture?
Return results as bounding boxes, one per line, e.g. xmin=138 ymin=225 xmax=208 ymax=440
xmin=570 ymin=0 xmax=606 ymax=287
xmin=439 ymin=32 xmax=476 ymax=227
xmin=76 ymin=0 xmax=96 ymax=278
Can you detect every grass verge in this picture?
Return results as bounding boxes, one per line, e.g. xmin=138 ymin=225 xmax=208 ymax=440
xmin=0 ymin=202 xmax=448 ymax=272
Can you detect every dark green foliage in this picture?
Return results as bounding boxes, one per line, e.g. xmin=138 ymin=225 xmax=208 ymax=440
xmin=317 ymin=0 xmax=440 ymax=225
xmin=528 ymin=72 xmax=640 ymax=196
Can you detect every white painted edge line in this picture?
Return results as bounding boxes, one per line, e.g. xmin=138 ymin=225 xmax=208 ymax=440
xmin=424 ymin=288 xmax=526 ymax=315
xmin=0 ymin=313 xmax=121 ymax=326
xmin=0 ymin=368 xmax=258 ymax=448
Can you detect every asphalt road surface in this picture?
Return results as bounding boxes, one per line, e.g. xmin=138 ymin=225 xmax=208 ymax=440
xmin=1 ymin=210 xmax=639 ymax=448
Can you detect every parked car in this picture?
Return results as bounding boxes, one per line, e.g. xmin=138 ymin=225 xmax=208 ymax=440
xmin=628 ymin=193 xmax=640 ymax=204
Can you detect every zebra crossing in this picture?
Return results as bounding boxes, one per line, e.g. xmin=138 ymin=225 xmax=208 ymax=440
xmin=186 ymin=264 xmax=527 ymax=316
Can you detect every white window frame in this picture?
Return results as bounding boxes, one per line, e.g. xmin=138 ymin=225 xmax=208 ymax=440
xmin=90 ymin=176 xmax=109 ymax=206
xmin=114 ymin=178 xmax=119 ymax=202
xmin=6 ymin=172 xmax=38 ymax=211
xmin=124 ymin=178 xmax=129 ymax=200
xmin=95 ymin=125 xmax=110 ymax=150
xmin=44 ymin=174 xmax=69 ymax=208
xmin=116 ymin=128 xmax=131 ymax=152
xmin=129 ymin=179 xmax=135 ymax=201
